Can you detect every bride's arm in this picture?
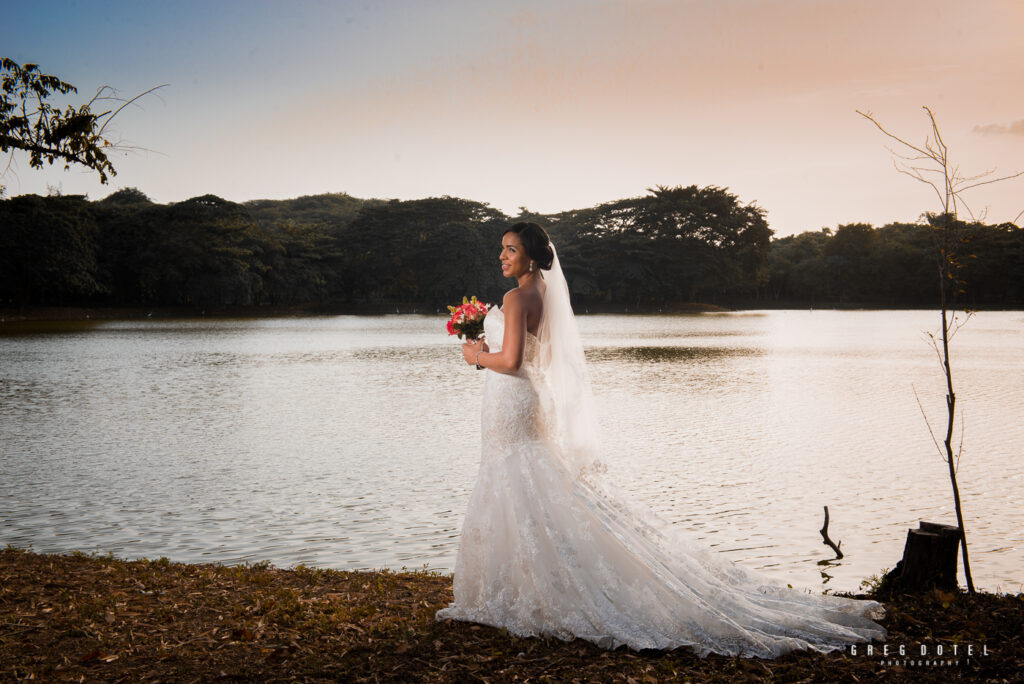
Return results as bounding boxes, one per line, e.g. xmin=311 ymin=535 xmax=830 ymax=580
xmin=462 ymin=290 xmax=526 ymax=374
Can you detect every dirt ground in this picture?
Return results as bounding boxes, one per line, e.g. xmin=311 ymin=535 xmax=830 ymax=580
xmin=1 ymin=548 xmax=1019 ymax=682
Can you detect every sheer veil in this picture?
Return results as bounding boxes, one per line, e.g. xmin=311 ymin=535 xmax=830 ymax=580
xmin=537 ymin=243 xmax=606 ymax=477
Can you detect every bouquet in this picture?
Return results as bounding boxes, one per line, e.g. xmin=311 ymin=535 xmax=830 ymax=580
xmin=446 ymin=296 xmax=490 ymax=341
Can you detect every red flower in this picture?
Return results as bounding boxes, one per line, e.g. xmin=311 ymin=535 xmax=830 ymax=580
xmin=445 ymin=295 xmax=488 ymax=339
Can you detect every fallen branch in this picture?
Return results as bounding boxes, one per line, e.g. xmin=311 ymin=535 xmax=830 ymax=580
xmin=820 ymin=506 xmax=844 ymax=559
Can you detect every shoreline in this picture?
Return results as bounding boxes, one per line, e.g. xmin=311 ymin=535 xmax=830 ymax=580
xmin=0 ymin=302 xmax=728 ymax=323
xmin=2 ymin=302 xmax=1016 ymax=323
xmin=1 ymin=547 xmax=1019 ymax=682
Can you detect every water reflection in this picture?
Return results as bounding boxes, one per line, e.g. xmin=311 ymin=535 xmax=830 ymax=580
xmin=589 ymin=345 xmax=759 ymax=363
xmin=0 ymin=319 xmax=108 ymax=336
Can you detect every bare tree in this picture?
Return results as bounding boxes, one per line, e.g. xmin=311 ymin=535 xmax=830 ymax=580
xmin=857 ymin=107 xmax=1024 ymax=593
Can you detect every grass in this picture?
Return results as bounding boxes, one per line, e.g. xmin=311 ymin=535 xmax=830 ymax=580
xmin=1 ymin=547 xmax=1020 ymax=682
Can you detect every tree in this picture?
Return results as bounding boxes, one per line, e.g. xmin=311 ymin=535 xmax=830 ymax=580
xmin=1 ymin=57 xmax=164 ymax=184
xmin=823 ymin=223 xmax=879 ymax=303
xmin=545 ymin=185 xmax=772 ymax=307
xmin=340 ymin=196 xmax=507 ymax=305
xmin=858 ymin=106 xmax=1024 ymax=594
xmin=767 ymin=229 xmax=833 ymax=303
xmin=0 ymin=194 xmax=103 ymax=306
xmin=99 ymin=186 xmax=154 ymax=206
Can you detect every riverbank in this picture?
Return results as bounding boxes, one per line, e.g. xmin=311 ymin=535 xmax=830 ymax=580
xmin=1 ymin=548 xmax=1019 ymax=682
xmin=5 ymin=302 xmax=1018 ymax=323
xmin=0 ymin=302 xmax=733 ymax=323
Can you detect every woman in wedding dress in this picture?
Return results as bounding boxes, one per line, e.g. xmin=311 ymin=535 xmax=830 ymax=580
xmin=436 ymin=222 xmax=886 ymax=657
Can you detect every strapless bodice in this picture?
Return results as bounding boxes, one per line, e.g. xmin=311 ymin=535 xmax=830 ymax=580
xmin=484 ymin=306 xmax=541 ymax=370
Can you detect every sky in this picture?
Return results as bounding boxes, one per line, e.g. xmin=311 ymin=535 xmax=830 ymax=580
xmin=2 ymin=0 xmax=1023 ymax=236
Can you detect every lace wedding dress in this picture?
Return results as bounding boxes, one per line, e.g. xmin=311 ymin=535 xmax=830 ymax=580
xmin=437 ymin=255 xmax=886 ymax=658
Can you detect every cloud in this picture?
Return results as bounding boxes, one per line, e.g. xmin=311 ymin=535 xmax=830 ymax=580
xmin=973 ymin=119 xmax=1024 ymax=136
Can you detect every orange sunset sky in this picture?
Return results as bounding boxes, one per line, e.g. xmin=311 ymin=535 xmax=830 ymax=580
xmin=3 ymin=0 xmax=1023 ymax=235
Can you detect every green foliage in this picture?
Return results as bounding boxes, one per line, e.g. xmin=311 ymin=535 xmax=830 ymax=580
xmin=0 ymin=194 xmax=104 ymax=306
xmin=338 ymin=196 xmax=509 ymax=305
xmin=1 ymin=58 xmax=115 ymax=182
xmin=766 ymin=220 xmax=1024 ymax=307
xmin=2 ymin=186 xmax=1022 ymax=311
xmin=544 ymin=185 xmax=772 ymax=307
xmin=245 ymin=192 xmax=372 ymax=229
xmin=97 ymin=193 xmax=331 ymax=308
xmin=99 ymin=187 xmax=153 ymax=206
xmin=860 ymin=567 xmax=898 ymax=601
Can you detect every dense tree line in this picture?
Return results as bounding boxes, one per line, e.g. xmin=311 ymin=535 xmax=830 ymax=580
xmin=541 ymin=185 xmax=772 ymax=307
xmin=767 ymin=219 xmax=1024 ymax=308
xmin=1 ymin=186 xmax=1021 ymax=311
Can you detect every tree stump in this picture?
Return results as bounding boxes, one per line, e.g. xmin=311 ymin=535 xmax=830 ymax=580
xmin=886 ymin=521 xmax=961 ymax=593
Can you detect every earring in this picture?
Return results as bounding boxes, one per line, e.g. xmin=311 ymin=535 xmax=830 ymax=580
xmin=529 ymin=262 xmax=535 ymax=272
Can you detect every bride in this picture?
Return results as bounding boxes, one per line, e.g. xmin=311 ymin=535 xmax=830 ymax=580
xmin=436 ymin=222 xmax=886 ymax=657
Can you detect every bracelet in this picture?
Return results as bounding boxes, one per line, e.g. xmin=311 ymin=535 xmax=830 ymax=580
xmin=475 ymin=351 xmax=484 ymax=370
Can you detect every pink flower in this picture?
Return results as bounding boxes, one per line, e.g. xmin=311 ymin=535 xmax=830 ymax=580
xmin=444 ymin=295 xmax=489 ymax=340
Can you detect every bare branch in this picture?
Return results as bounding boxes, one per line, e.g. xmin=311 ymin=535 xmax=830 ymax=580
xmin=1 ymin=149 xmax=14 ymax=178
xmin=956 ymin=408 xmax=965 ymax=475
xmin=925 ymin=107 xmax=947 ymax=151
xmin=857 ymin=110 xmax=935 ymax=159
xmin=948 ymin=310 xmax=974 ymax=342
xmin=85 ymin=84 xmax=118 ymax=108
xmin=923 ymin=330 xmax=946 ymax=375
xmin=888 ymin=144 xmax=939 ymax=165
xmin=955 ymin=168 xmax=997 ymax=185
xmin=892 ymin=161 xmax=945 ymax=205
xmin=912 ymin=384 xmax=945 ymax=460
xmin=959 ymin=169 xmax=1024 ymax=193
xmin=96 ymin=84 xmax=169 ymax=138
xmin=819 ymin=506 xmax=844 ymax=559
xmin=956 ymin=194 xmax=979 ymax=222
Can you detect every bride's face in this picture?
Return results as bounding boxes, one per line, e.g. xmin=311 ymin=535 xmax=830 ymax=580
xmin=500 ymin=232 xmax=531 ymax=279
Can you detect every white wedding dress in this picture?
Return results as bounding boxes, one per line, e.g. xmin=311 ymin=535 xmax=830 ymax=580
xmin=437 ymin=285 xmax=886 ymax=658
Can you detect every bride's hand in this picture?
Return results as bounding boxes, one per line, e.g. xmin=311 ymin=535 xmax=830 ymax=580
xmin=462 ymin=338 xmax=489 ymax=365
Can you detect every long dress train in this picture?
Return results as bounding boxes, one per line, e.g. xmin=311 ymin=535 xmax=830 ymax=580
xmin=436 ymin=305 xmax=886 ymax=658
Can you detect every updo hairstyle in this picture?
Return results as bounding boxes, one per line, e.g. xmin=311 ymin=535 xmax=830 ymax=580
xmin=503 ymin=222 xmax=554 ymax=271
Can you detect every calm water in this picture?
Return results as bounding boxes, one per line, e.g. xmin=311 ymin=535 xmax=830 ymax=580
xmin=2 ymin=310 xmax=1022 ymax=593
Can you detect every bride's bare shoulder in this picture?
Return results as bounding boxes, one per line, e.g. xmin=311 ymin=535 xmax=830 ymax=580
xmin=503 ymin=289 xmax=543 ymax=332
xmin=503 ymin=287 xmax=542 ymax=308
xmin=502 ymin=289 xmax=523 ymax=316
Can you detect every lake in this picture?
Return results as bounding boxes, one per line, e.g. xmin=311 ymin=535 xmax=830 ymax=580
xmin=1 ymin=310 xmax=1022 ymax=594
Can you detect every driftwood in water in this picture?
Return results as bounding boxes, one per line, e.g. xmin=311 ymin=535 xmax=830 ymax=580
xmin=819 ymin=506 xmax=843 ymax=559
xmin=884 ymin=521 xmax=961 ymax=593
